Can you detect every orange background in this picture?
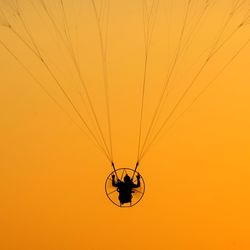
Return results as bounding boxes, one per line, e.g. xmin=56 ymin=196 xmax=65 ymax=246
xmin=0 ymin=0 xmax=250 ymax=249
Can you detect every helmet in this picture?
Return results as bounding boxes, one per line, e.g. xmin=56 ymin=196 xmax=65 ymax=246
xmin=124 ymin=174 xmax=131 ymax=182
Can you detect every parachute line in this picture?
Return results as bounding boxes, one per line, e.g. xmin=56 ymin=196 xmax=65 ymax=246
xmin=139 ymin=9 xmax=250 ymax=160
xmin=91 ymin=0 xmax=114 ymax=162
xmin=139 ymin=0 xmax=192 ymax=159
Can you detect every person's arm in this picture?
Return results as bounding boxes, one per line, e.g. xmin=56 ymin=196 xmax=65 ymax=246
xmin=112 ymin=175 xmax=118 ymax=187
xmin=133 ymin=174 xmax=141 ymax=188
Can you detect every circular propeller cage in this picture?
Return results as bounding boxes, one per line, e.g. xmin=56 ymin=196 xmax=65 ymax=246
xmin=105 ymin=168 xmax=145 ymax=207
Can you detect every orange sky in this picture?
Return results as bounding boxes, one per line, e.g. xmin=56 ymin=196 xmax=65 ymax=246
xmin=0 ymin=0 xmax=250 ymax=249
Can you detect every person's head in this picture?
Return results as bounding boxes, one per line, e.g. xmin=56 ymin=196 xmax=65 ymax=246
xmin=124 ymin=174 xmax=131 ymax=183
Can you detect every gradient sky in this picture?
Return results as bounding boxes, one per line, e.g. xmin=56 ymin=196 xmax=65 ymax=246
xmin=0 ymin=0 xmax=250 ymax=249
